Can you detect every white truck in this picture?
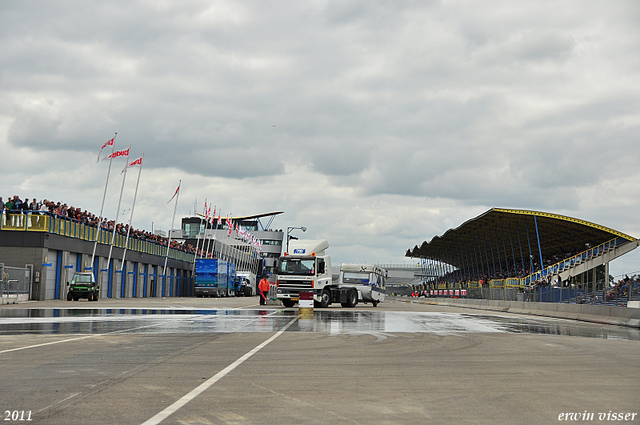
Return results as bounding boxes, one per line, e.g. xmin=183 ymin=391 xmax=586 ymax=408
xmin=236 ymin=271 xmax=256 ymax=297
xmin=339 ymin=264 xmax=387 ymax=307
xmin=276 ymin=239 xmax=359 ymax=308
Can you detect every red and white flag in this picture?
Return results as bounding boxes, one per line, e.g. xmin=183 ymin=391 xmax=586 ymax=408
xmin=226 ymin=217 xmax=233 ymax=235
xmin=102 ymin=147 xmax=130 ymax=161
xmin=127 ymin=156 xmax=143 ymax=167
xmin=97 ymin=137 xmax=115 ymax=162
xmin=167 ymin=182 xmax=181 ymax=204
xmin=121 ymin=156 xmax=143 ymax=173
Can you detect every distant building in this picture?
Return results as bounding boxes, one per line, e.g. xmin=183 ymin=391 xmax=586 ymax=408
xmin=179 ymin=212 xmax=285 ymax=276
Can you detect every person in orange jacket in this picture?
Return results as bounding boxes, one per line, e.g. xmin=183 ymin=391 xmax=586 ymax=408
xmin=259 ymin=276 xmax=270 ymax=305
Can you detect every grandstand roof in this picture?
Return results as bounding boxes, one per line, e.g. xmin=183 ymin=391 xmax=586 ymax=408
xmin=406 ymin=208 xmax=636 ymax=268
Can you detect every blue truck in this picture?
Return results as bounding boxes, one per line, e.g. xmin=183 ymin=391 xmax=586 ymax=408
xmin=194 ymin=259 xmax=236 ymax=297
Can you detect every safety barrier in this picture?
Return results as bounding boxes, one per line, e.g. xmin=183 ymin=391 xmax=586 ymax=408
xmin=0 ymin=211 xmax=193 ymax=262
xmin=431 ymin=298 xmax=640 ymax=328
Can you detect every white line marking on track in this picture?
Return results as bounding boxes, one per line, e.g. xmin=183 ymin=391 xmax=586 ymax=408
xmin=0 ymin=335 xmax=95 ymax=354
xmin=0 ymin=323 xmax=167 ymax=354
xmin=140 ymin=316 xmax=298 ymax=425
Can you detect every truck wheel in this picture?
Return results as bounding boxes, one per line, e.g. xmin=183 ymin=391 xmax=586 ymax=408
xmin=92 ymin=293 xmax=99 ymax=302
xmin=281 ymin=299 xmax=295 ymax=308
xmin=372 ymin=300 xmax=378 ymax=307
xmin=319 ymin=289 xmax=331 ymax=308
xmin=347 ymin=289 xmax=358 ymax=308
xmin=244 ymin=287 xmax=252 ymax=297
xmin=67 ymin=293 xmax=72 ymax=301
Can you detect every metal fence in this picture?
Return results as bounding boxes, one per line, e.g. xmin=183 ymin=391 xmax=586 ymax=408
xmin=465 ymin=287 xmax=521 ymax=301
xmin=445 ymin=282 xmax=639 ymax=307
xmin=1 ymin=263 xmax=33 ymax=304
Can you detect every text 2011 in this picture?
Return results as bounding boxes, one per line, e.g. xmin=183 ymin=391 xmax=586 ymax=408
xmin=3 ymin=411 xmax=32 ymax=422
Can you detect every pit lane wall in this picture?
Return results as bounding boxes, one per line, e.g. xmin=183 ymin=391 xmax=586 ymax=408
xmin=407 ymin=298 xmax=640 ymax=329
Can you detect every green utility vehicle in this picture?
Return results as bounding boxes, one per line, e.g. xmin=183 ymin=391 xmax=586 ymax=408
xmin=66 ymin=272 xmax=99 ymax=301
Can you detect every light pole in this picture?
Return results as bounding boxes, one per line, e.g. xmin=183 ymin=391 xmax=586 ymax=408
xmin=286 ymin=226 xmax=306 ymax=253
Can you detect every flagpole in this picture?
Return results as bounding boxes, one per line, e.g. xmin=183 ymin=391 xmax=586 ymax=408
xmin=120 ymin=154 xmax=143 ymax=273
xmin=90 ymin=132 xmax=117 ymax=273
xmin=191 ymin=200 xmax=207 ymax=277
xmin=163 ymin=179 xmax=181 ymax=280
xmin=196 ymin=200 xmax=207 ymax=259
xmin=106 ymin=145 xmax=131 ymax=294
xmin=204 ymin=206 xmax=216 ymax=258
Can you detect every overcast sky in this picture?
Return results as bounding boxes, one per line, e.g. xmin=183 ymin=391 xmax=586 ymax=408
xmin=1 ymin=1 xmax=639 ymax=276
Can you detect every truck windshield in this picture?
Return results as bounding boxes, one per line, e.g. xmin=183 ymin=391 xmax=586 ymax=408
xmin=279 ymin=259 xmax=315 ymax=276
xmin=342 ymin=272 xmax=371 ymax=284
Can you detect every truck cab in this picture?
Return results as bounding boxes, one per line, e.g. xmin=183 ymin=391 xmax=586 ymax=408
xmin=276 ymin=239 xmax=332 ymax=308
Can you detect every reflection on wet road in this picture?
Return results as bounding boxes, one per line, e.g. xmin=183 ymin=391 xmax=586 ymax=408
xmin=1 ymin=308 xmax=639 ymax=340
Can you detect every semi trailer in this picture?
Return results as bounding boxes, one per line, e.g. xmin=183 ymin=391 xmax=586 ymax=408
xmin=194 ymin=259 xmax=236 ymax=297
xmin=339 ymin=263 xmax=387 ymax=307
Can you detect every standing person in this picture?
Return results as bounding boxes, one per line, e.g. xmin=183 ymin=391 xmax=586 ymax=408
xmin=259 ymin=275 xmax=270 ymax=305
xmin=0 ymin=197 xmax=4 ymax=227
xmin=5 ymin=197 xmax=15 ymax=226
xmin=29 ymin=198 xmax=39 ymax=228
xmin=19 ymin=197 xmax=29 ymax=228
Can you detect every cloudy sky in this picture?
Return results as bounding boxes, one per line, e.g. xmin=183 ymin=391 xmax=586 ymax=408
xmin=1 ymin=1 xmax=639 ymax=276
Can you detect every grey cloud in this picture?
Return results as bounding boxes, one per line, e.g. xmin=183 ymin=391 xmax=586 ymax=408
xmin=472 ymin=31 xmax=576 ymax=65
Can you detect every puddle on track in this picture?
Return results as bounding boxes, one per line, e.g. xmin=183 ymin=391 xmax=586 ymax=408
xmin=0 ymin=308 xmax=638 ymax=341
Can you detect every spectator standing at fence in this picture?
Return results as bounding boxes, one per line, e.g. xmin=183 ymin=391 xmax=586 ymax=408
xmin=5 ymin=197 xmax=16 ymax=226
xmin=28 ymin=199 xmax=39 ymax=228
xmin=39 ymin=201 xmax=48 ymax=227
xmin=0 ymin=197 xmax=4 ymax=227
xmin=17 ymin=198 xmax=28 ymax=228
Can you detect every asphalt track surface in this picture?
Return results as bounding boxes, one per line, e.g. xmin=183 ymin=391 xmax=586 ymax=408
xmin=0 ymin=297 xmax=638 ymax=425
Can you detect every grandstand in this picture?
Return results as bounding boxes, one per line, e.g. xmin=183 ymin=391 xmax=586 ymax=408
xmin=406 ymin=208 xmax=640 ymax=304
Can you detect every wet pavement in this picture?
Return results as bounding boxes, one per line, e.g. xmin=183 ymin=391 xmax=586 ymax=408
xmin=1 ymin=307 xmax=639 ymax=340
xmin=1 ymin=298 xmax=639 ymax=425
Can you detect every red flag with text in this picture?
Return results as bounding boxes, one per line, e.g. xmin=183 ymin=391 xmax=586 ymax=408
xmin=103 ymin=148 xmax=130 ymax=161
xmin=121 ymin=156 xmax=143 ymax=173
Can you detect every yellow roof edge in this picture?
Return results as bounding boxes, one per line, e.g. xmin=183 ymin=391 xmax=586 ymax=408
xmin=493 ymin=208 xmax=636 ymax=241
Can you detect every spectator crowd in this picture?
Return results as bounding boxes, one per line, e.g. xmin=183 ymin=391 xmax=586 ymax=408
xmin=1 ymin=195 xmax=198 ymax=255
xmin=423 ymin=246 xmax=602 ymax=290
